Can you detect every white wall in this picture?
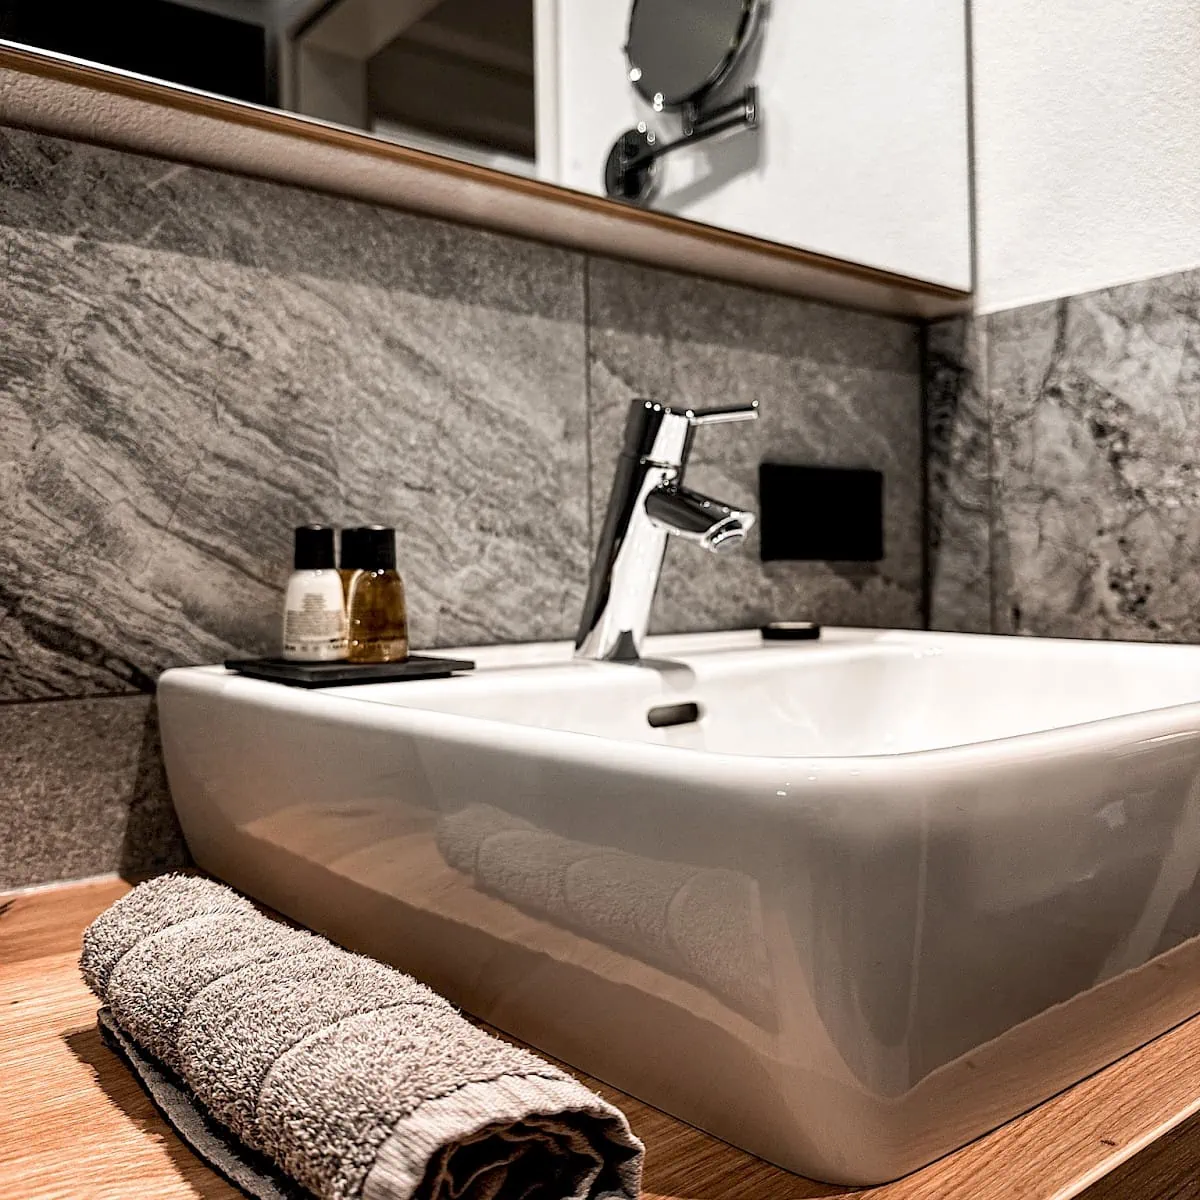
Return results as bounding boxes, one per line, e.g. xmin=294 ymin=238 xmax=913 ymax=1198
xmin=973 ymin=0 xmax=1200 ymax=313
xmin=544 ymin=1 xmax=972 ymax=291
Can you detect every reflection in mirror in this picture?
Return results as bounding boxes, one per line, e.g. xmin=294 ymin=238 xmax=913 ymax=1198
xmin=625 ymin=0 xmax=760 ymax=111
xmin=0 ymin=0 xmax=973 ymax=289
xmin=0 ymin=0 xmax=273 ymax=105
xmin=290 ymin=0 xmax=538 ymax=177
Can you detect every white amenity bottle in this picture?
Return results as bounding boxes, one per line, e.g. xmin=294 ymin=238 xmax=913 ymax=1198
xmin=282 ymin=524 xmax=348 ymax=662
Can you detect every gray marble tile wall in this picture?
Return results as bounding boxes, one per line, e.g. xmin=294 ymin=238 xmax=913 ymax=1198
xmin=0 ymin=126 xmax=924 ymax=889
xmin=927 ymin=266 xmax=1200 ymax=641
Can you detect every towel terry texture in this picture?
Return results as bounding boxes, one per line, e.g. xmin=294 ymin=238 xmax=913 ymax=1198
xmin=98 ymin=1007 xmax=309 ymax=1200
xmin=81 ymin=875 xmax=643 ymax=1200
xmin=436 ymin=804 xmax=773 ymax=1023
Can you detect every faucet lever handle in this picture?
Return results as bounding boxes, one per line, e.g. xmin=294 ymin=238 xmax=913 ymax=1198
xmin=686 ymin=401 xmax=760 ymax=427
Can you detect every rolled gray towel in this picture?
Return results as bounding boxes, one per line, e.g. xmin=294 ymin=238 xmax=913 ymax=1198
xmin=81 ymin=875 xmax=643 ymax=1200
xmin=436 ymin=805 xmax=773 ymax=1024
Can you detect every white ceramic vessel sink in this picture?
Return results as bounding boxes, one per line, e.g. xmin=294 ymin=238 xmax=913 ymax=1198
xmin=159 ymin=628 xmax=1200 ymax=1184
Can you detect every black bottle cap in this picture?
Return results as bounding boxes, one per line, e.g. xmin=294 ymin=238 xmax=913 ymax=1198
xmin=340 ymin=526 xmax=367 ymax=571
xmin=353 ymin=525 xmax=396 ymax=571
xmin=294 ymin=524 xmax=336 ymax=570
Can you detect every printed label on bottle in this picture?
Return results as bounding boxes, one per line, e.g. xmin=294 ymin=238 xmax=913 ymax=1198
xmin=284 ymin=591 xmax=347 ymax=657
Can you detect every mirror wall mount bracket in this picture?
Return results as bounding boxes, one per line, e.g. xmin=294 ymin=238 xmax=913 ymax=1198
xmin=604 ymin=86 xmax=759 ymax=204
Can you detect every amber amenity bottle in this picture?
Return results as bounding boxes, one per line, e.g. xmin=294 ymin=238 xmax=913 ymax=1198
xmin=345 ymin=525 xmax=409 ymax=663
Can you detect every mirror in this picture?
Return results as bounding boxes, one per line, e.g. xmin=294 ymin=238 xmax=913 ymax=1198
xmin=0 ymin=0 xmax=972 ymax=291
xmin=605 ymin=0 xmax=761 ymax=205
xmin=625 ymin=0 xmax=759 ymax=110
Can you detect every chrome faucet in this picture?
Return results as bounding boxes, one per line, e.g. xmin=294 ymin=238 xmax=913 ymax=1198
xmin=575 ymin=398 xmax=759 ymax=662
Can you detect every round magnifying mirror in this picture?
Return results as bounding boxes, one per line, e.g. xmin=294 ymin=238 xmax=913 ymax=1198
xmin=626 ymin=0 xmax=760 ymax=111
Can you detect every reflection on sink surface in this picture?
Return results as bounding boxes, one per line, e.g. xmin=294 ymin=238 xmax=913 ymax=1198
xmin=436 ymin=802 xmax=773 ymax=1024
xmin=159 ymin=627 xmax=1200 ymax=1185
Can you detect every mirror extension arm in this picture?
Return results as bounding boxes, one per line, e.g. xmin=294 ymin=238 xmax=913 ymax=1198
xmin=604 ymin=86 xmax=759 ymax=203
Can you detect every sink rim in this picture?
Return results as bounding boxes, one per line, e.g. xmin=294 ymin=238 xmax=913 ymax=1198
xmin=163 ymin=627 xmax=1200 ymax=775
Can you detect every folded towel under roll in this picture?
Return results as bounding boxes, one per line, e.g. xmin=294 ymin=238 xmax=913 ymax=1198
xmin=436 ymin=805 xmax=773 ymax=1024
xmin=81 ymin=875 xmax=643 ymax=1200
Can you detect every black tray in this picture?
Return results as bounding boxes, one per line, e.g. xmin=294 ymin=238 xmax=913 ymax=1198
xmin=224 ymin=654 xmax=476 ymax=688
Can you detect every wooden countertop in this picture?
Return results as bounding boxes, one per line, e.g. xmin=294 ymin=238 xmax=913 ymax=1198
xmin=4 ymin=878 xmax=1200 ymax=1200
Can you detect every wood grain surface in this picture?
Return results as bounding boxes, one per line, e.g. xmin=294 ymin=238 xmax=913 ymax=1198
xmin=3 ymin=877 xmax=1200 ymax=1200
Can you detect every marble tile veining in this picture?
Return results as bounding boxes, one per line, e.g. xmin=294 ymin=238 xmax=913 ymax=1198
xmin=924 ymin=316 xmax=992 ymax=633
xmin=990 ymin=271 xmax=1200 ymax=641
xmin=0 ymin=696 xmax=186 ymax=890
xmin=0 ymin=129 xmax=573 ymax=315
xmin=586 ymin=256 xmax=925 ymax=633
xmin=0 ymin=128 xmax=589 ymax=700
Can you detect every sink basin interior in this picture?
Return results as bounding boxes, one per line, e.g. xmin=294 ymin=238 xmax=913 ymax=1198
xmin=328 ymin=633 xmax=1200 ymax=757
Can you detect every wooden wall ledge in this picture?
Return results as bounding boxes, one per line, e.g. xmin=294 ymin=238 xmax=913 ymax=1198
xmin=0 ymin=42 xmax=970 ymax=322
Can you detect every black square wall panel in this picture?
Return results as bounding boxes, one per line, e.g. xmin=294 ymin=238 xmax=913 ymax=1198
xmin=758 ymin=463 xmax=884 ymax=562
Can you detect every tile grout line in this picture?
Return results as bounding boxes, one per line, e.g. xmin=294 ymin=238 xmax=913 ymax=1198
xmin=0 ymin=690 xmax=153 ymax=710
xmin=582 ymin=255 xmax=594 ymax=557
xmin=982 ymin=313 xmax=995 ymax=634
xmin=918 ymin=321 xmax=933 ymax=631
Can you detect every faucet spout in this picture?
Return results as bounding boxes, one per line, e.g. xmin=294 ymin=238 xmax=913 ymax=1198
xmin=644 ymin=484 xmax=756 ymax=553
xmin=575 ymin=398 xmax=759 ymax=663
xmin=643 ymin=480 xmax=753 ymax=549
